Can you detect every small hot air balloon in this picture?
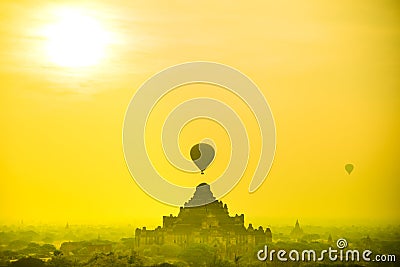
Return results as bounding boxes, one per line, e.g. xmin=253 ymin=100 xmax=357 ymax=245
xmin=190 ymin=143 xmax=215 ymax=174
xmin=345 ymin=164 xmax=354 ymax=175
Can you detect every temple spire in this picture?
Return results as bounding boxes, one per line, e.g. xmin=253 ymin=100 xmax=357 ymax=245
xmin=184 ymin=183 xmax=216 ymax=207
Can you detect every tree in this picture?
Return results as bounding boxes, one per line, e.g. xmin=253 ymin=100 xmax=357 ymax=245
xmin=10 ymin=257 xmax=45 ymax=267
xmin=179 ymin=243 xmax=216 ymax=267
xmin=159 ymin=244 xmax=182 ymax=258
xmin=46 ymin=257 xmax=75 ymax=267
xmin=53 ymin=249 xmax=63 ymax=257
xmin=234 ymin=254 xmax=242 ymax=266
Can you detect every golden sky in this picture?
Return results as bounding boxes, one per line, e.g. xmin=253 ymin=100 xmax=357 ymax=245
xmin=1 ymin=0 xmax=399 ymax=227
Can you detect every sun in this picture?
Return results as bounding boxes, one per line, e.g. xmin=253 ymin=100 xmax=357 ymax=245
xmin=44 ymin=9 xmax=110 ymax=68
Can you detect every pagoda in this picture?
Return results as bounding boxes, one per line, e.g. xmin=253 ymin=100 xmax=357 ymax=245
xmin=135 ymin=183 xmax=272 ymax=258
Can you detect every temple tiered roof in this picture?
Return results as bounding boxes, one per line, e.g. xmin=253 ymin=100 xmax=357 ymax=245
xmin=135 ymin=182 xmax=272 ymax=258
xmin=184 ymin=183 xmax=216 ymax=207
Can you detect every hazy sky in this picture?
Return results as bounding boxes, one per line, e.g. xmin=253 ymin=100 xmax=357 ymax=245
xmin=1 ymin=0 xmax=399 ymax=227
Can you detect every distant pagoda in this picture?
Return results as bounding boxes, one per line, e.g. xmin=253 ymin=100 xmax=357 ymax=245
xmin=135 ymin=183 xmax=272 ymax=258
xmin=290 ymin=219 xmax=304 ymax=240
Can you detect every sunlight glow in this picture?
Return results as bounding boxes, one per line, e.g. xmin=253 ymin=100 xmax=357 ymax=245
xmin=44 ymin=9 xmax=110 ymax=68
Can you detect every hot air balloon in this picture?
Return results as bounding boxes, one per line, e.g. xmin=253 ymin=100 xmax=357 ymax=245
xmin=345 ymin=163 xmax=354 ymax=175
xmin=190 ymin=143 xmax=215 ymax=174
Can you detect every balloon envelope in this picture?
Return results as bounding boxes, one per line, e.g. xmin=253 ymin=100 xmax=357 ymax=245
xmin=190 ymin=143 xmax=215 ymax=174
xmin=345 ymin=164 xmax=354 ymax=174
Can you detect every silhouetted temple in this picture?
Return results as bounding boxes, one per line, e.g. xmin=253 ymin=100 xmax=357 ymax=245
xmin=135 ymin=183 xmax=272 ymax=257
xmin=290 ymin=219 xmax=304 ymax=240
